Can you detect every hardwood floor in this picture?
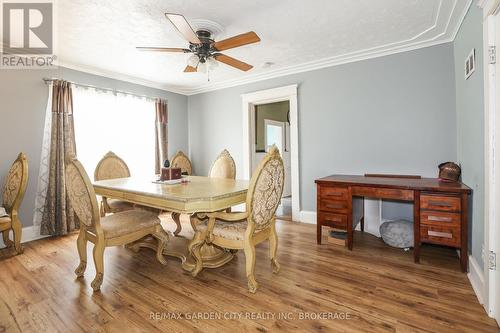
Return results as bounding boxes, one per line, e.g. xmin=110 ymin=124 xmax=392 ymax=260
xmin=0 ymin=217 xmax=497 ymax=333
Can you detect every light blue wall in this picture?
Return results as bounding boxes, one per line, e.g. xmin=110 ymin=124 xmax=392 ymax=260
xmin=0 ymin=68 xmax=188 ymax=227
xmin=454 ymin=5 xmax=485 ymax=269
xmin=188 ymin=44 xmax=458 ymax=215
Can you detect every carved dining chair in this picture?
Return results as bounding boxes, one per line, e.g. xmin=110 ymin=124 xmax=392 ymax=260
xmin=189 ymin=145 xmax=284 ymax=293
xmin=209 ymin=149 xmax=236 ymax=180
xmin=210 ymin=149 xmax=236 ymax=213
xmin=170 ymin=150 xmax=192 ymax=176
xmin=66 ymin=157 xmax=170 ymax=291
xmin=0 ymin=153 xmax=28 ymax=254
xmin=170 ymin=149 xmax=236 ymax=236
xmin=169 ymin=150 xmax=193 ymax=235
xmin=94 ymin=151 xmax=135 ymax=217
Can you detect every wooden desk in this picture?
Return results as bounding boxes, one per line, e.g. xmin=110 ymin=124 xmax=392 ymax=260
xmin=315 ymin=175 xmax=472 ymax=272
xmin=93 ymin=176 xmax=249 ymax=269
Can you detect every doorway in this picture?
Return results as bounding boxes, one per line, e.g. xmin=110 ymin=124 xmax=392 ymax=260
xmin=241 ymin=85 xmax=299 ymax=222
xmin=253 ymin=105 xmax=292 ymax=220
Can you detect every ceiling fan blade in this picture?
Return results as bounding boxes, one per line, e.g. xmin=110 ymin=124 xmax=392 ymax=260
xmin=137 ymin=47 xmax=191 ymax=53
xmin=213 ymin=31 xmax=261 ymax=51
xmin=184 ymin=65 xmax=197 ymax=72
xmin=214 ymin=54 xmax=253 ymax=71
xmin=165 ymin=13 xmax=201 ymax=44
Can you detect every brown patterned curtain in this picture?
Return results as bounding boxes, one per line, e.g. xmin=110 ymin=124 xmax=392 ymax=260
xmin=155 ymin=99 xmax=168 ymax=174
xmin=40 ymin=80 xmax=79 ymax=236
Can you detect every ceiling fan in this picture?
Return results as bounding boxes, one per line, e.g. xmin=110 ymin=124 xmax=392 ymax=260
xmin=137 ymin=13 xmax=261 ymax=73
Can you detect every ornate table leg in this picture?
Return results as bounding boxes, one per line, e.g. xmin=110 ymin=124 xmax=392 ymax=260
xmin=181 ymin=213 xmax=236 ymax=272
xmin=171 ymin=212 xmax=182 ymax=236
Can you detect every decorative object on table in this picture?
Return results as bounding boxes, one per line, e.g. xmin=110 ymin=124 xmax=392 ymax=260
xmin=94 ymin=151 xmax=135 ymax=217
xmin=153 ymin=178 xmax=187 ymax=185
xmin=379 ymin=219 xmax=414 ymax=249
xmin=438 ymin=162 xmax=461 ymax=182
xmin=0 ymin=152 xmax=28 ymax=254
xmin=160 ymin=165 xmax=182 ymax=181
xmin=465 ymin=48 xmax=476 ymax=79
xmin=189 ymin=145 xmax=284 ymax=293
xmin=66 ymin=157 xmax=170 ymax=292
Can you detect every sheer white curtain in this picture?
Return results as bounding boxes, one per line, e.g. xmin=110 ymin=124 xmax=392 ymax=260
xmin=73 ymin=87 xmax=156 ymax=179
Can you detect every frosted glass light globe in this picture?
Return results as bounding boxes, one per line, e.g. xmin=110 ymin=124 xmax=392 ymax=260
xmin=198 ymin=62 xmax=207 ymax=73
xmin=187 ymin=54 xmax=199 ymax=67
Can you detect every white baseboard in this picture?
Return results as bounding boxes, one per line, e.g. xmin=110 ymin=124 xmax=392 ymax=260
xmin=0 ymin=225 xmax=50 ymax=248
xmin=468 ymin=254 xmax=485 ymax=306
xmin=299 ymin=210 xmax=316 ymax=224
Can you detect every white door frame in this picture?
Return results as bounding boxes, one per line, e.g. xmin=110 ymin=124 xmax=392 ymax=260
xmin=481 ymin=0 xmax=500 ymax=319
xmin=241 ymin=84 xmax=300 ymax=221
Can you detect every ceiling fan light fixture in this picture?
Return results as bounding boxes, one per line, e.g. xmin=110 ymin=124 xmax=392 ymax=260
xmin=207 ymin=57 xmax=218 ymax=70
xmin=198 ymin=61 xmax=207 ymax=73
xmin=187 ymin=54 xmax=199 ymax=67
xmin=139 ymin=13 xmax=260 ymax=74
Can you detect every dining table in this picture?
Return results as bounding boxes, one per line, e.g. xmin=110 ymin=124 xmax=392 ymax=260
xmin=93 ymin=176 xmax=249 ymax=270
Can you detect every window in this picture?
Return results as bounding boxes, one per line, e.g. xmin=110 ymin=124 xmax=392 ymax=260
xmin=73 ymin=87 xmax=156 ymax=179
xmin=264 ymin=119 xmax=285 ymax=152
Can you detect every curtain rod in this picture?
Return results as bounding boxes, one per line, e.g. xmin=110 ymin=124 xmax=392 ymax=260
xmin=42 ymin=78 xmax=165 ymax=102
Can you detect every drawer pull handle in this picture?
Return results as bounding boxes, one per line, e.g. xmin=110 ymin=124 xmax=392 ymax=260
xmin=428 ymin=230 xmax=453 ymax=238
xmin=325 ymin=203 xmax=344 ymax=209
xmin=327 ymin=192 xmax=343 ymax=197
xmin=428 ymin=200 xmax=453 ymax=207
xmin=428 ymin=215 xmax=453 ymax=222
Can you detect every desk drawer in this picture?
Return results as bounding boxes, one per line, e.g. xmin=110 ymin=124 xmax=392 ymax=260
xmin=421 ymin=194 xmax=460 ymax=212
xmin=319 ymin=212 xmax=347 ymax=229
xmin=319 ymin=199 xmax=349 ymax=213
xmin=421 ymin=211 xmax=461 ymax=228
xmin=320 ymin=186 xmax=348 ymax=200
xmin=351 ymin=186 xmax=414 ymax=201
xmin=420 ymin=224 xmax=460 ymax=247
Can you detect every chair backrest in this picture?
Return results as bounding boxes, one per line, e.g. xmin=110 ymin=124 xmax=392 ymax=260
xmin=246 ymin=145 xmax=285 ymax=230
xmin=171 ymin=150 xmax=193 ymax=175
xmin=66 ymin=158 xmax=101 ymax=231
xmin=209 ymin=149 xmax=236 ymax=179
xmin=2 ymin=153 xmax=28 ymax=214
xmin=94 ymin=151 xmax=131 ymax=181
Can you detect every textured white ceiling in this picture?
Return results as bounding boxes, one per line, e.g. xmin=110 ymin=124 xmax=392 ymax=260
xmin=56 ymin=0 xmax=471 ymax=95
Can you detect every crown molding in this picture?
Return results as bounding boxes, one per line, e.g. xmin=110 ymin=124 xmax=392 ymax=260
xmin=55 ymin=60 xmax=192 ymax=95
xmin=452 ymin=0 xmax=474 ymax=40
xmin=183 ymin=37 xmax=454 ymax=95
xmin=55 ymin=1 xmax=471 ymax=97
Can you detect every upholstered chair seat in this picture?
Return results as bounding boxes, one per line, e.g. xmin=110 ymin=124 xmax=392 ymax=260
xmin=1 ymin=153 xmax=28 ymax=254
xmin=197 ymin=219 xmax=257 ymax=241
xmin=93 ymin=210 xmax=161 ymax=239
xmin=189 ymin=146 xmax=284 ymax=293
xmin=0 ymin=216 xmax=11 ymax=225
xmin=66 ymin=157 xmax=170 ymax=292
